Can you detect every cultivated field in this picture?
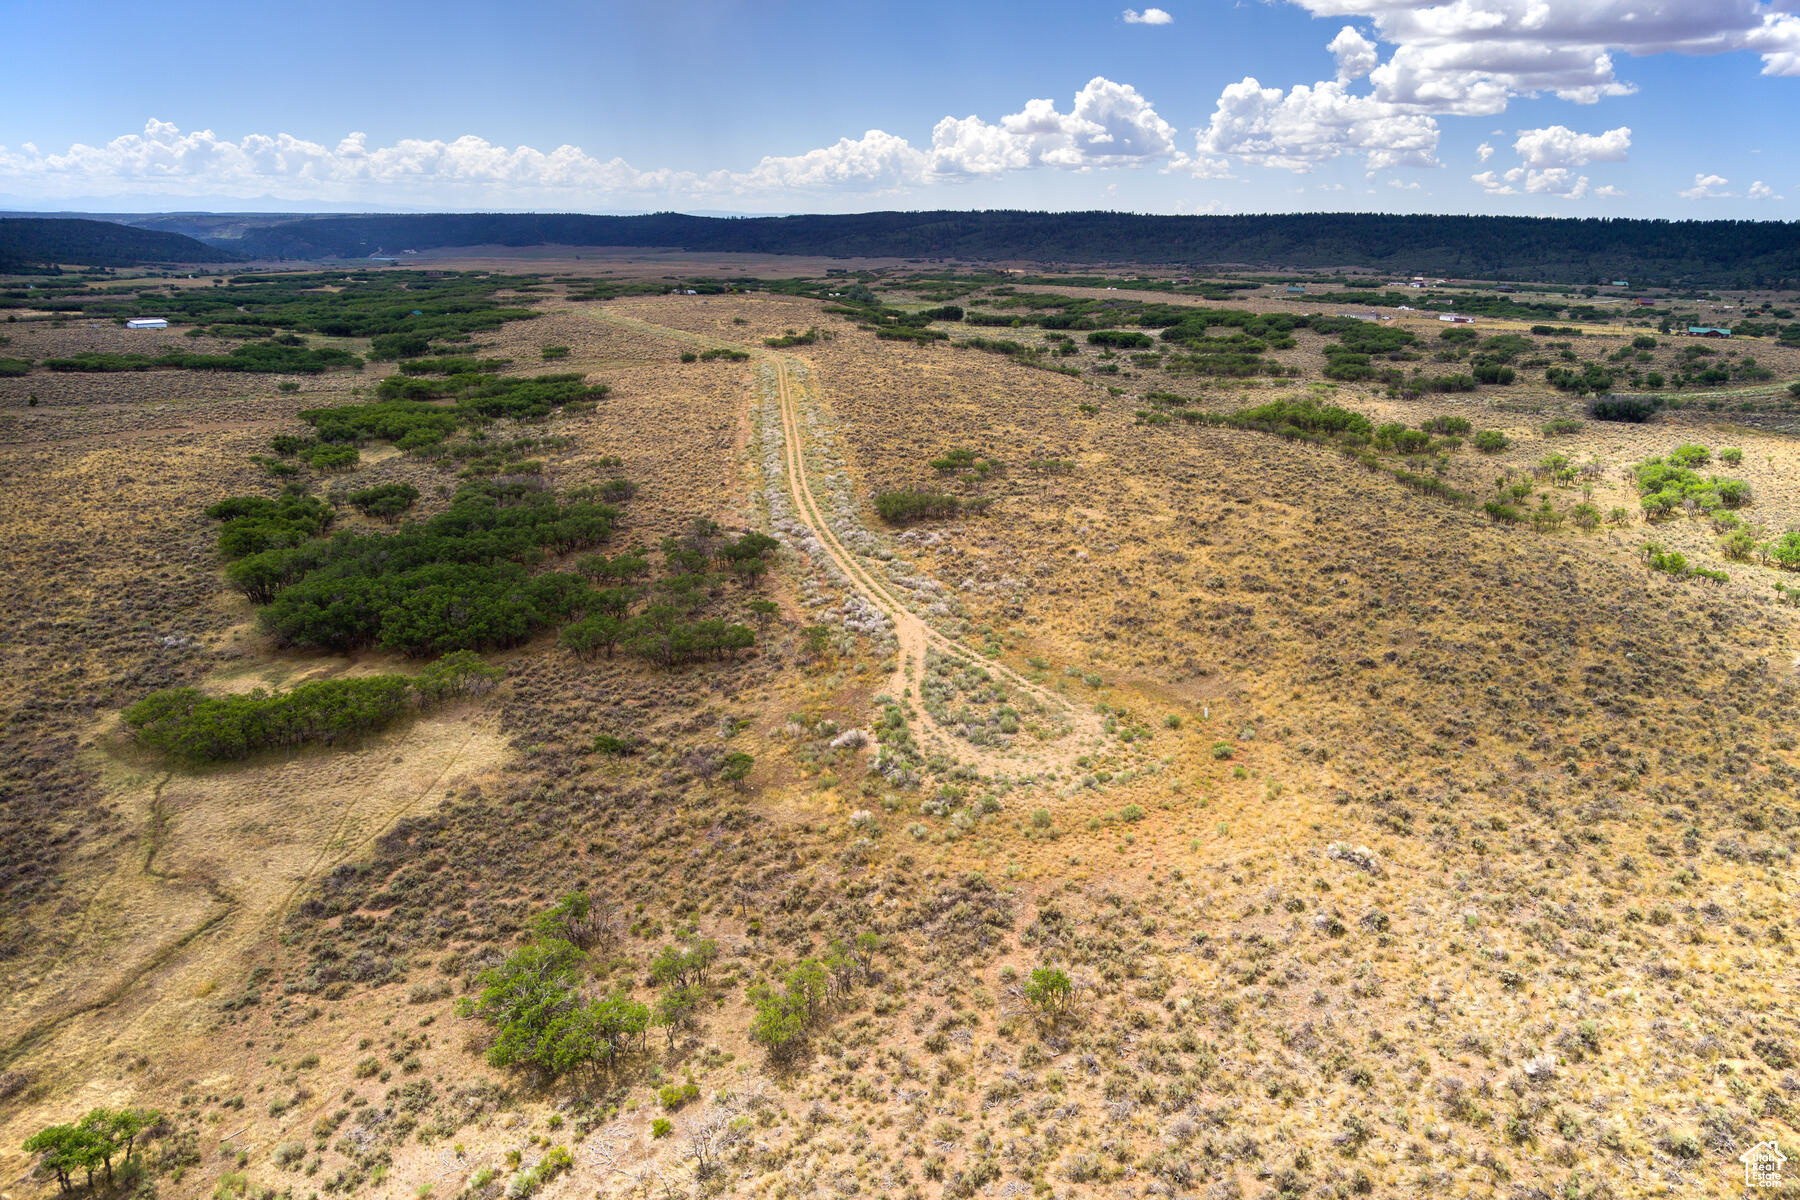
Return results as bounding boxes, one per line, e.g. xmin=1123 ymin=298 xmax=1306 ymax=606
xmin=2 ymin=260 xmax=1798 ymax=1200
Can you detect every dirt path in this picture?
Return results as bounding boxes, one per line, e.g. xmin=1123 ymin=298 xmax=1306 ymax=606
xmin=583 ymin=304 xmax=1099 ymax=777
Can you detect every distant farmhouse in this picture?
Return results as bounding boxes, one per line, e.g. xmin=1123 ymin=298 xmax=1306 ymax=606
xmin=1687 ymin=326 xmax=1732 ymax=338
xmin=125 ymin=317 xmax=167 ymax=330
xmin=1439 ymin=314 xmax=1475 ymax=324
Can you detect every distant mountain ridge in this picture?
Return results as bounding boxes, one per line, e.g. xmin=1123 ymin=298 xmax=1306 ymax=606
xmin=0 ymin=217 xmax=242 ymax=269
xmin=198 ymin=210 xmax=1800 ymax=286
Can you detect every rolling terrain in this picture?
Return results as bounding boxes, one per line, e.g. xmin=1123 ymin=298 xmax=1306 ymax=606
xmin=2 ymin=261 xmax=1799 ymax=1200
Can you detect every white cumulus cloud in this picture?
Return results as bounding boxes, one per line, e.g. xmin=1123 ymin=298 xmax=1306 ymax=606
xmin=1328 ymin=26 xmax=1380 ymax=80
xmin=1512 ymin=125 xmax=1631 ymax=169
xmin=1194 ymin=1 xmax=1800 ymax=176
xmin=0 ymin=82 xmax=1189 ymax=207
xmin=732 ymin=130 xmax=927 ymax=192
xmin=1123 ymin=7 xmax=1174 ymax=25
xmin=1196 ymin=76 xmax=1440 ymax=172
xmin=929 ymin=77 xmax=1176 ymax=175
xmin=1679 ymin=173 xmax=1735 ymax=199
xmin=1472 ymin=166 xmax=1592 ymax=199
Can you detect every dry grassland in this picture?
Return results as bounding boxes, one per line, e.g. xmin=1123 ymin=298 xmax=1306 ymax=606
xmin=1 ymin=269 xmax=1798 ymax=1200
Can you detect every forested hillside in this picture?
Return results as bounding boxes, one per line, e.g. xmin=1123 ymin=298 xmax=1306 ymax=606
xmin=0 ymin=217 xmax=241 ymax=269
xmin=217 ymin=210 xmax=1800 ymax=285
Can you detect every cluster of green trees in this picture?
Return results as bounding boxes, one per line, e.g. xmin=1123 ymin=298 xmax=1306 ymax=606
xmin=123 ymin=653 xmax=502 ymax=763
xmin=266 ymin=434 xmax=359 ymax=472
xmin=875 ymin=489 xmax=974 ymax=525
xmin=214 ymin=211 xmax=1800 ymax=287
xmin=747 ymin=933 xmax=881 ymax=1062
xmin=1546 ymin=362 xmax=1615 ymax=395
xmin=1086 ymin=329 xmax=1153 ymax=350
xmin=1220 ymin=397 xmax=1373 ymax=439
xmin=558 ymin=525 xmax=766 ymax=666
xmin=1591 ymin=396 xmax=1658 ymax=422
xmin=22 ymin=1107 xmax=163 ymax=1194
xmin=0 ymin=216 xmax=237 ymax=269
xmin=41 ymin=343 xmax=362 ymax=374
xmin=21 ymin=271 xmax=542 ymax=352
xmin=1644 ymin=541 xmax=1728 ymax=583
xmin=214 ymin=480 xmax=622 ymax=654
xmin=300 ymin=373 xmax=605 ymax=453
xmin=462 ymin=895 xmax=722 ymax=1078
xmin=1635 ymin=448 xmax=1752 ymax=520
xmin=343 ymin=482 xmax=420 ymax=520
xmin=1768 ymin=532 xmax=1800 ymax=571
xmin=464 ymin=936 xmax=649 ymax=1079
xmin=396 ymin=355 xmax=509 ymax=376
xmin=764 ymin=327 xmax=821 ymax=348
xmin=208 ymin=488 xmax=336 ymax=559
xmin=1319 ymin=321 xmax=1418 ymax=384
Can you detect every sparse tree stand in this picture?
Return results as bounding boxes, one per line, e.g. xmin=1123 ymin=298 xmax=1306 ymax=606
xmin=24 ymin=1107 xmax=162 ymax=1194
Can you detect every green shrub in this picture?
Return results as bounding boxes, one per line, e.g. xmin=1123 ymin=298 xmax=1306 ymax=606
xmin=1590 ymin=396 xmax=1657 ymax=422
xmin=764 ymin=327 xmax=821 ymax=348
xmin=658 ymin=1082 xmax=700 ymax=1110
xmin=1473 ymin=430 xmax=1510 ymax=452
xmin=875 ymin=490 xmax=962 ymax=524
xmin=1023 ymin=966 xmax=1073 ymax=1017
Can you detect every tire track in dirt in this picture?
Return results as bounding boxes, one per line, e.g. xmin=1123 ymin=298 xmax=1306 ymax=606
xmin=268 ymin=721 xmax=489 ymax=962
xmin=580 ymin=304 xmax=1098 ymax=775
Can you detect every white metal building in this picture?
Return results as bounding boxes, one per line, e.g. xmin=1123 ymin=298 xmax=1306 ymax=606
xmin=125 ymin=317 xmax=168 ymax=330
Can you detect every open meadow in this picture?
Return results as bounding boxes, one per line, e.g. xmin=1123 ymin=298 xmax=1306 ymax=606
xmin=2 ymin=258 xmax=1799 ymax=1200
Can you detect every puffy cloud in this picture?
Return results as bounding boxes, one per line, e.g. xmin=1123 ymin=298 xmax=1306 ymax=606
xmin=1122 ymin=7 xmax=1174 ymax=25
xmin=1328 ymin=26 xmax=1380 ymax=81
xmin=731 ymin=130 xmax=927 ymax=192
xmin=929 ymin=77 xmax=1176 ymax=175
xmin=1471 ymin=125 xmax=1628 ymax=198
xmin=1196 ymin=76 xmax=1440 ymax=172
xmin=1162 ymin=151 xmax=1235 ymax=179
xmin=0 ymin=118 xmax=691 ymax=202
xmin=1512 ymin=125 xmax=1631 ymax=169
xmin=1289 ymin=1 xmax=1800 ymax=105
xmin=1680 ymin=175 xmax=1785 ymax=201
xmin=1678 ymin=173 xmax=1734 ymax=199
xmin=1197 ymin=2 xmax=1800 ymax=177
xmin=1472 ymin=166 xmax=1591 ymax=198
xmin=0 ymin=84 xmax=1180 ymax=207
xmin=1476 ymin=141 xmax=1495 ymax=162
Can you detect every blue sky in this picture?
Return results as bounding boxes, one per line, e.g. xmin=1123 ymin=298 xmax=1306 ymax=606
xmin=3 ymin=0 xmax=1798 ymax=216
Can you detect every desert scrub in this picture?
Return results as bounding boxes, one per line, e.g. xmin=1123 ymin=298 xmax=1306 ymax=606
xmin=921 ymin=650 xmax=1036 ymax=747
